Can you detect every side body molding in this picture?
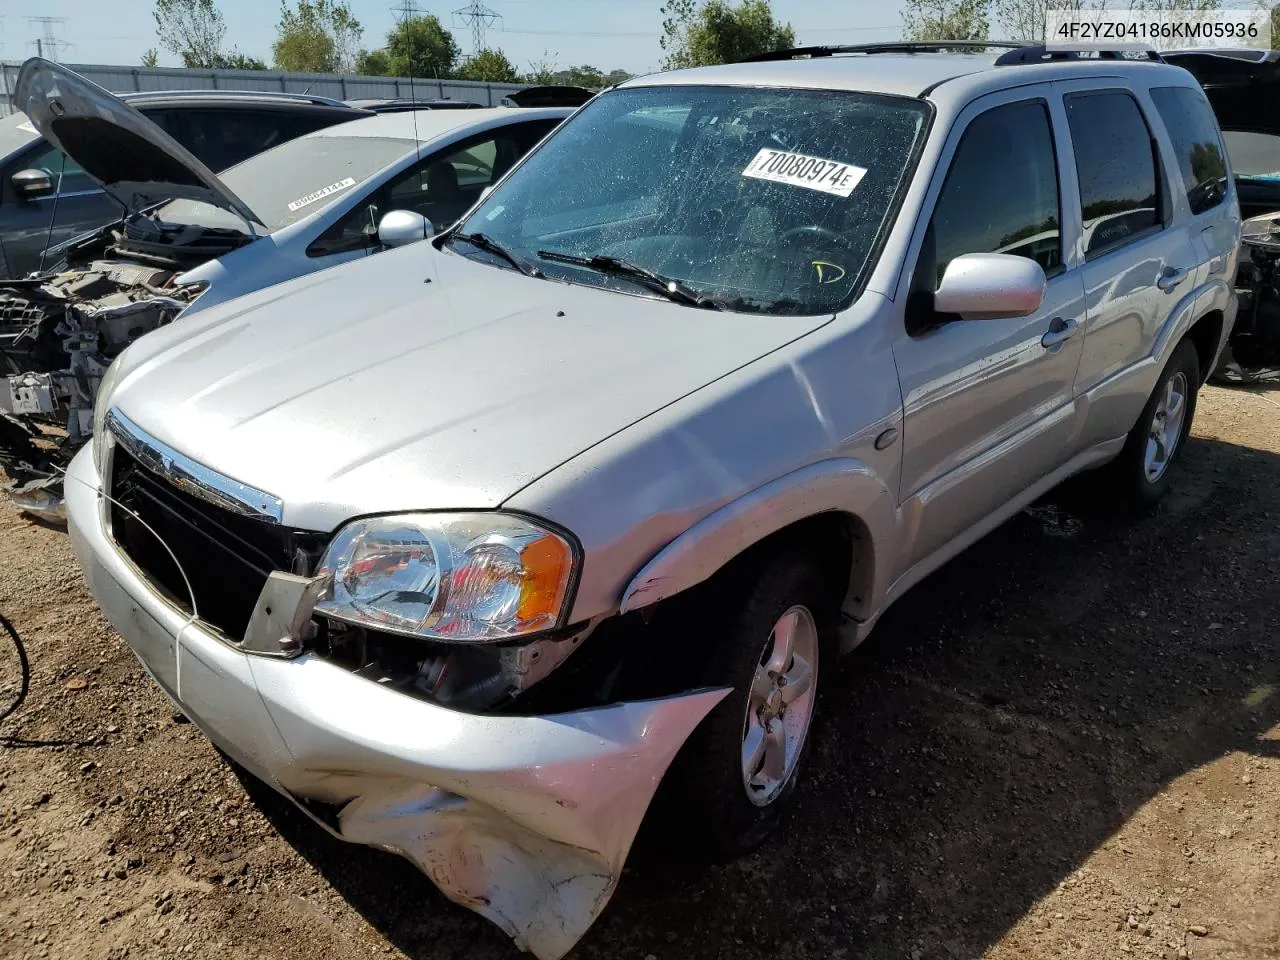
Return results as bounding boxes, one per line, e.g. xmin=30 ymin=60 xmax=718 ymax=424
xmin=619 ymin=458 xmax=897 ymax=618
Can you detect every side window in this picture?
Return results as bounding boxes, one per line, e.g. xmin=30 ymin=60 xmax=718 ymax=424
xmin=1149 ymin=86 xmax=1229 ymax=216
xmin=1065 ymin=91 xmax=1162 ymax=258
xmin=926 ymin=99 xmax=1062 ymax=286
xmin=13 ymin=142 xmax=97 ymax=195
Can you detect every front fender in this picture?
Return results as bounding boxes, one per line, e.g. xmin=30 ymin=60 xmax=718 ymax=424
xmin=619 ymin=458 xmax=897 ymax=620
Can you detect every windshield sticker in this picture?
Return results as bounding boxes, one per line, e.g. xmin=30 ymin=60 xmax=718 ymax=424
xmin=17 ymin=121 xmax=37 ymax=134
xmin=287 ymin=177 xmax=356 ymax=212
xmin=742 ymin=149 xmax=867 ymax=198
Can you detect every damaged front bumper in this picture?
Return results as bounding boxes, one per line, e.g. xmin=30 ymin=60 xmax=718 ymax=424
xmin=64 ymin=447 xmax=727 ymax=959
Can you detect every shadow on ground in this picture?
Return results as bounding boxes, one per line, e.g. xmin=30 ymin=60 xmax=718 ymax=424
xmin=235 ymin=432 xmax=1280 ymax=960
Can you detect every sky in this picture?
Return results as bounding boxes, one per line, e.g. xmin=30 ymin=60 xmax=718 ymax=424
xmin=0 ymin=0 xmax=912 ymax=77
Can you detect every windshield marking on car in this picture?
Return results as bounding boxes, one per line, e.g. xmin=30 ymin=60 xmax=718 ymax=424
xmin=17 ymin=120 xmax=37 ymax=134
xmin=741 ymin=148 xmax=868 ymax=198
xmin=287 ymin=177 xmax=357 ymax=212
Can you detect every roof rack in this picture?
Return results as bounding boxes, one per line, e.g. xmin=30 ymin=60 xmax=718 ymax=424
xmin=741 ymin=41 xmax=1023 ymax=63
xmin=119 ymin=89 xmax=353 ymax=108
xmin=992 ymin=43 xmax=1165 ymax=65
xmin=740 ymin=40 xmax=1165 ymax=66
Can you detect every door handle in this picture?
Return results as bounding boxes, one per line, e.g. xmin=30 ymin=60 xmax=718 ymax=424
xmin=1041 ymin=316 xmax=1078 ymax=350
xmin=1156 ymin=265 xmax=1187 ymax=291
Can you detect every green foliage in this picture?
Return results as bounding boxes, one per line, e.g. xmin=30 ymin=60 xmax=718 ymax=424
xmin=900 ymin=0 xmax=991 ymax=42
xmin=660 ymin=0 xmax=795 ymax=69
xmin=153 ymin=0 xmax=227 ymax=68
xmin=214 ymin=51 xmax=268 ymax=70
xmin=359 ymin=15 xmax=460 ymax=78
xmin=455 ymin=48 xmax=521 ymax=83
xmin=354 ymin=48 xmax=391 ymax=75
xmin=273 ymin=0 xmax=362 ymax=73
xmin=141 ymin=48 xmax=160 ymax=67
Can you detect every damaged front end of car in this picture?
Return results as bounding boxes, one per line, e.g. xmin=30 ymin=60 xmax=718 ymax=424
xmin=0 ymin=263 xmax=204 ymax=519
xmin=2 ymin=57 xmax=264 ymax=517
xmin=70 ymin=417 xmax=732 ymax=959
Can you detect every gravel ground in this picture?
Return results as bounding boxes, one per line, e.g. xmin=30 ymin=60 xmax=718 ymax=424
xmin=0 ymin=384 xmax=1277 ymax=960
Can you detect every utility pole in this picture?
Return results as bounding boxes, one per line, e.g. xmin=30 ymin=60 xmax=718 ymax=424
xmin=452 ymin=1 xmax=501 ymax=54
xmin=27 ymin=17 xmax=71 ymax=62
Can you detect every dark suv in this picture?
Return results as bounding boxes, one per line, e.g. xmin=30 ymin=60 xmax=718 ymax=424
xmin=0 ymin=90 xmax=366 ymax=278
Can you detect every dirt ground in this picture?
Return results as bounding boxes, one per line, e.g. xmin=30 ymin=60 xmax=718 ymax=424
xmin=0 ymin=384 xmax=1277 ymax=960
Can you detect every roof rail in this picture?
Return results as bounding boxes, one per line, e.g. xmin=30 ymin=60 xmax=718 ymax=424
xmin=993 ymin=43 xmax=1165 ymax=65
xmin=740 ymin=41 xmax=1024 ymax=63
xmin=119 ymin=88 xmax=353 ymax=108
xmin=739 ymin=40 xmax=1165 ymax=66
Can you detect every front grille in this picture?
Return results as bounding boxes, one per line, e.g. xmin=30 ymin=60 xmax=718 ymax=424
xmin=109 ymin=445 xmax=327 ymax=641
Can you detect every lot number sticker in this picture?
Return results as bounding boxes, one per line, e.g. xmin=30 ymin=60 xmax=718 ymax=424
xmin=742 ymin=149 xmax=867 ymax=198
xmin=287 ymin=177 xmax=356 ymax=212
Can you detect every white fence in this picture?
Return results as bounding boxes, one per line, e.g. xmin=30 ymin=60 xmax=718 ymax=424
xmin=0 ymin=61 xmax=531 ymax=115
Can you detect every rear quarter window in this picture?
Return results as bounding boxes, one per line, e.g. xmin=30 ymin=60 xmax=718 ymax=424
xmin=1149 ymin=86 xmax=1229 ymax=215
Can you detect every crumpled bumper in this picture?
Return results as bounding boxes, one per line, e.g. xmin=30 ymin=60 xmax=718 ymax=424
xmin=64 ymin=447 xmax=727 ymax=959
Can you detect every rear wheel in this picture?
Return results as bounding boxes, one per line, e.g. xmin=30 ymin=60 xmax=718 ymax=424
xmin=666 ymin=549 xmax=836 ymax=856
xmin=1110 ymin=339 xmax=1200 ymax=505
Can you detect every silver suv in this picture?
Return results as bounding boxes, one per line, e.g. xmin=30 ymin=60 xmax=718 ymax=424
xmin=67 ymin=42 xmax=1238 ymax=960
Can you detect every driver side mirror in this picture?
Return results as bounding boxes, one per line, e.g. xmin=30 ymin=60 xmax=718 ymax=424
xmin=11 ymin=168 xmax=55 ymax=201
xmin=377 ymin=209 xmax=434 ymax=248
xmin=932 ymin=253 xmax=1046 ymax=321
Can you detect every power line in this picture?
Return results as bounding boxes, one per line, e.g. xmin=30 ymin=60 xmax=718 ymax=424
xmin=453 ymin=1 xmax=502 ymax=53
xmin=27 ymin=17 xmax=72 ymax=62
xmin=391 ymin=0 xmax=427 ymax=24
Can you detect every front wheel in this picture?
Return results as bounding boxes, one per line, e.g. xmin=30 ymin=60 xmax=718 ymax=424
xmin=665 ymin=550 xmax=835 ymax=856
xmin=1110 ymin=338 xmax=1200 ymax=505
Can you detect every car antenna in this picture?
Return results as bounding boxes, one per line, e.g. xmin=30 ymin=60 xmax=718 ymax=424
xmin=35 ymin=153 xmax=66 ymax=275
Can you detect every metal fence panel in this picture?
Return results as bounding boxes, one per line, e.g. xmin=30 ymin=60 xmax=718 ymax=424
xmin=0 ymin=61 xmax=529 ymax=115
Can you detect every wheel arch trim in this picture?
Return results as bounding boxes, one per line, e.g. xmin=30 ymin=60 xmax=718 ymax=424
xmin=618 ymin=458 xmax=896 ymax=617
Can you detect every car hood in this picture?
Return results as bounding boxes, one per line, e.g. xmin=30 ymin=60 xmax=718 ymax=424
xmin=13 ymin=58 xmax=261 ymax=224
xmin=110 ymin=244 xmax=830 ymax=532
xmin=1165 ymin=49 xmax=1280 ymax=135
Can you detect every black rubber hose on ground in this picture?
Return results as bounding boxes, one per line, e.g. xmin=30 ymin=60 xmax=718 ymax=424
xmin=0 ymin=611 xmax=30 ymax=725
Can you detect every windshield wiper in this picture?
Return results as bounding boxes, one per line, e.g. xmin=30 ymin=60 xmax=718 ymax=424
xmin=448 ymin=231 xmax=543 ymax=278
xmin=537 ymin=250 xmax=721 ymax=309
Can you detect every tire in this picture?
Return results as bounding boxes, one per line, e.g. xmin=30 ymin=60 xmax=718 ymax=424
xmin=1110 ymin=338 xmax=1200 ymax=506
xmin=662 ymin=548 xmax=838 ymax=857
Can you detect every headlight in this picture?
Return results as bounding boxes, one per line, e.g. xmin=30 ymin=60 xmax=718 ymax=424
xmin=91 ymin=354 xmax=126 ymax=477
xmin=313 ymin=513 xmax=577 ymax=643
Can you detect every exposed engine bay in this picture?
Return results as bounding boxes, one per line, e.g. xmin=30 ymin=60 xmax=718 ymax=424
xmin=0 ymin=259 xmax=202 ymax=517
xmin=1222 ymin=214 xmax=1280 ymax=384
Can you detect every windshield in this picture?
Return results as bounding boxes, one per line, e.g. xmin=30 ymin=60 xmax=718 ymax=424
xmin=453 ymin=85 xmax=929 ymax=314
xmin=0 ymin=112 xmax=41 ymax=163
xmin=158 ymin=134 xmax=414 ymax=233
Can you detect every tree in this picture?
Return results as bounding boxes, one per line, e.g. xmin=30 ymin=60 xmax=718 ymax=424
xmin=373 ymin=14 xmax=460 ymax=78
xmin=455 ymin=48 xmax=520 ymax=82
xmin=214 ymin=51 xmax=268 ymax=70
xmin=141 ymin=48 xmax=160 ymax=67
xmin=659 ymin=0 xmax=795 ymax=69
xmin=273 ymin=0 xmax=362 ymax=73
xmin=153 ymin=0 xmax=227 ymax=68
xmin=355 ymin=48 xmax=392 ymax=75
xmin=993 ymin=0 xmax=1090 ymax=42
xmin=901 ymin=0 xmax=991 ymax=41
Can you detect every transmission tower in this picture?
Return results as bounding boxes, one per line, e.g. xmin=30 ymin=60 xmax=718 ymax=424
xmin=391 ymin=0 xmax=426 ymax=24
xmin=452 ymin=1 xmax=501 ymax=53
xmin=27 ymin=16 xmax=71 ymax=61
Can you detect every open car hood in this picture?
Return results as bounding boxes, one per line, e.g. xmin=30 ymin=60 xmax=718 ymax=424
xmin=1165 ymin=49 xmax=1280 ymax=136
xmin=13 ymin=58 xmax=262 ymax=225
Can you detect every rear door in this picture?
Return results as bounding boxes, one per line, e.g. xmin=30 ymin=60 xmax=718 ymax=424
xmin=1058 ymin=82 xmax=1204 ymax=447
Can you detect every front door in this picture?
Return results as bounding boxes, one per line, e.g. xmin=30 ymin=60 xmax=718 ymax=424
xmin=892 ymin=90 xmax=1086 ymax=572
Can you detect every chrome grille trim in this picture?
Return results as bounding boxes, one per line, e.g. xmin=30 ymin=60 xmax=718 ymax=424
xmin=105 ymin=408 xmax=284 ymax=525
